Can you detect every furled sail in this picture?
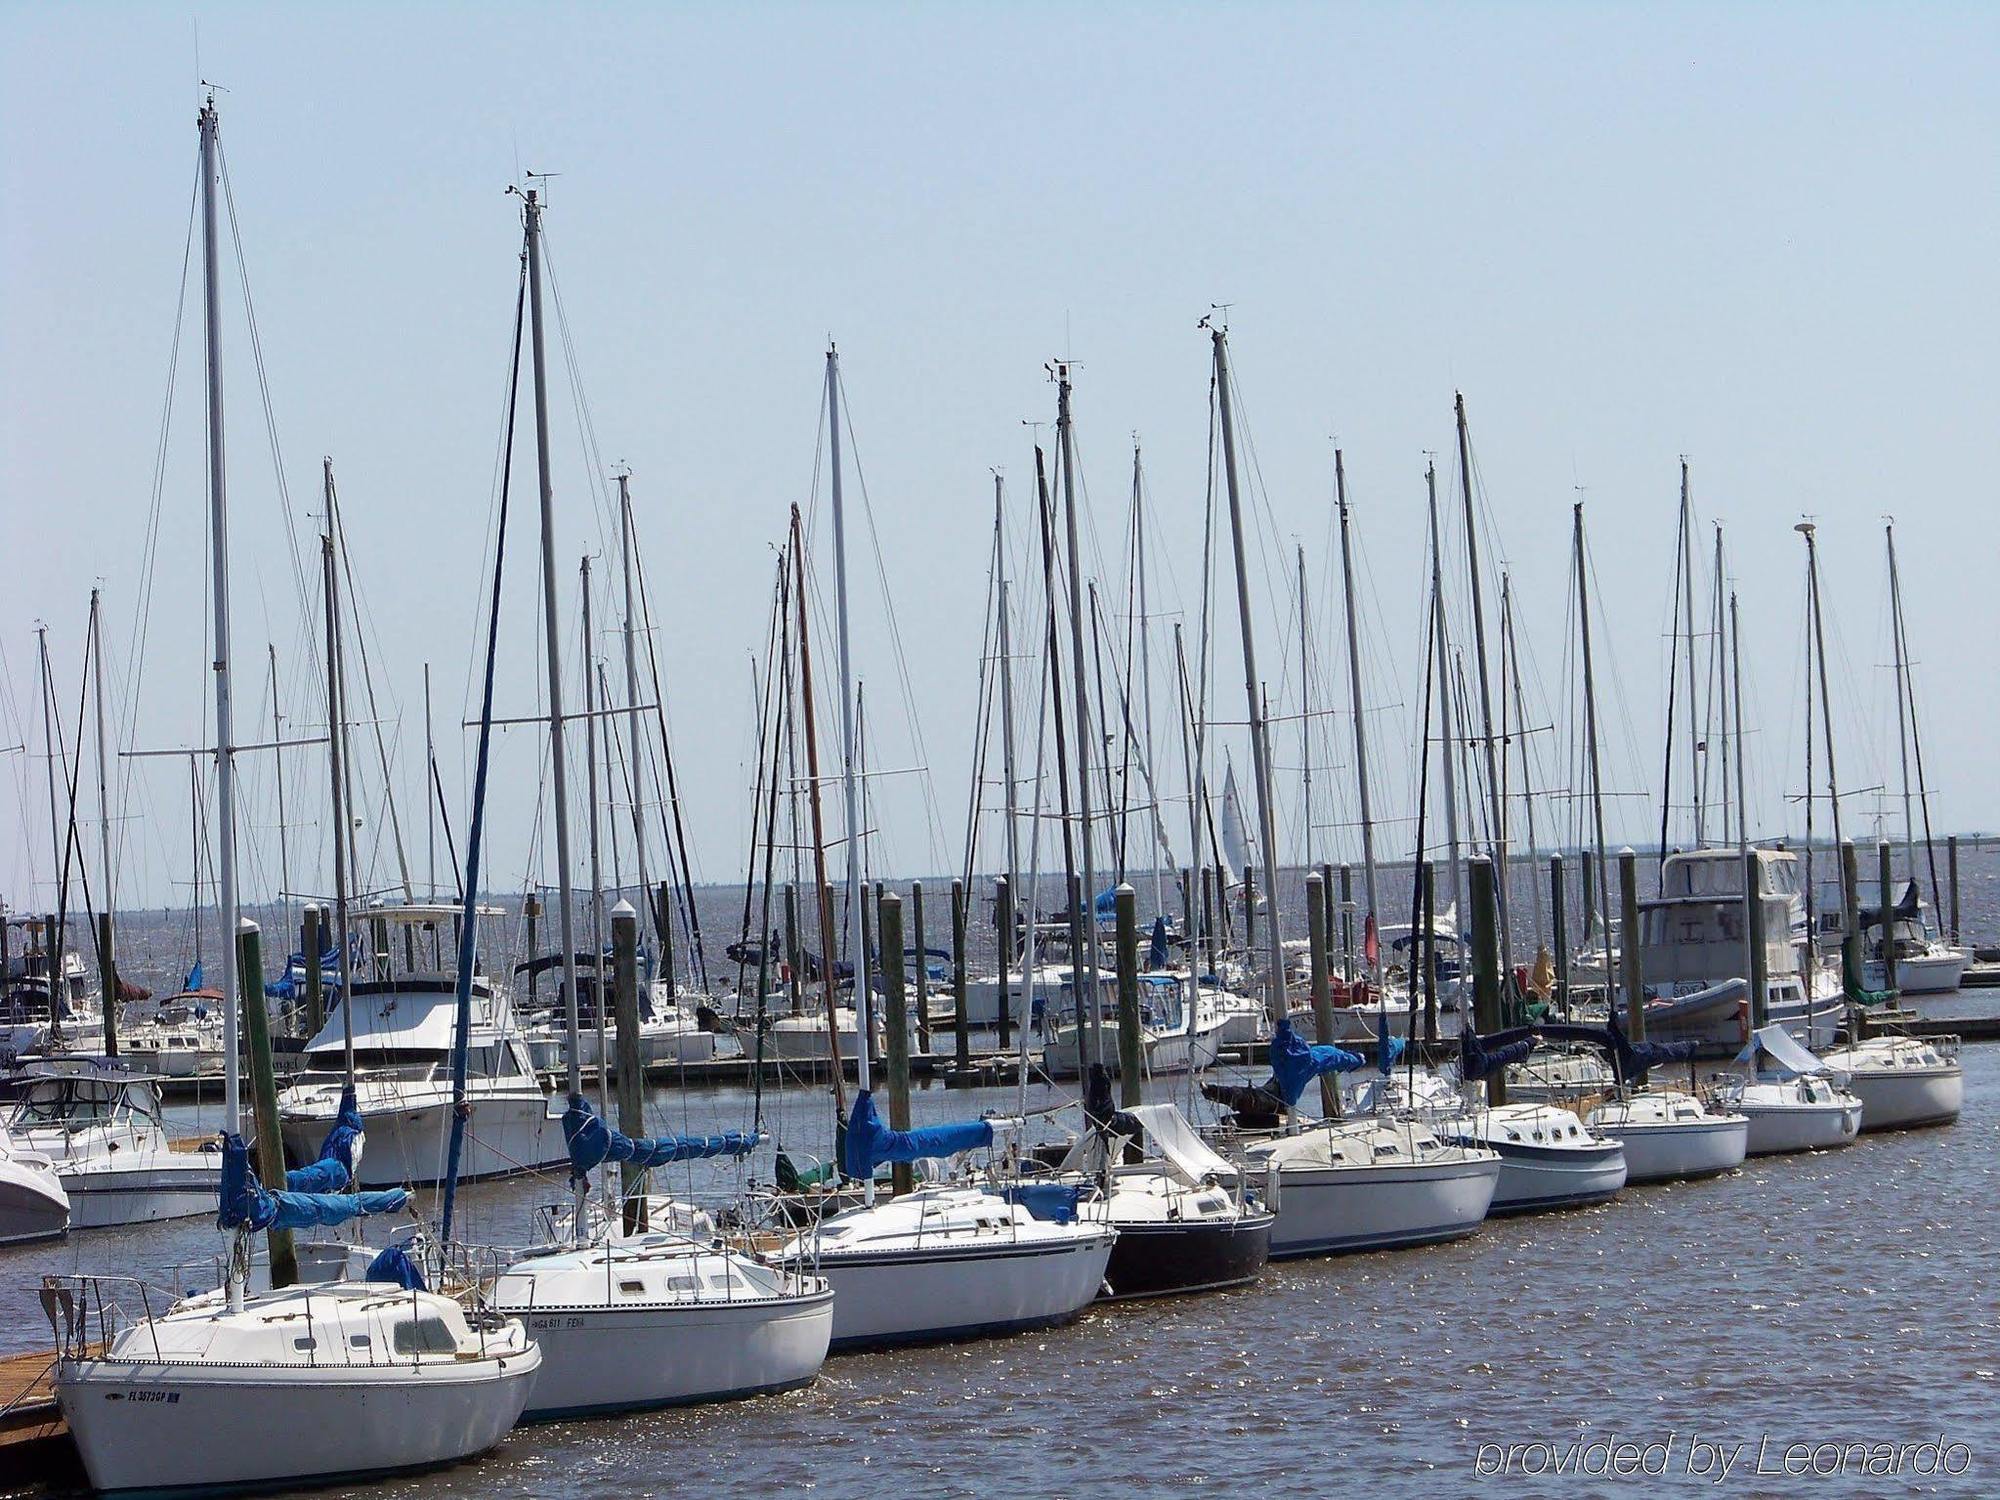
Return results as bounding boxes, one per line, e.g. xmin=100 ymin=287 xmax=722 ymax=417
xmin=842 ymin=1089 xmax=994 ymax=1178
xmin=562 ymin=1094 xmax=762 ymax=1184
xmin=1460 ymin=1025 xmax=1537 ymax=1081
xmin=217 ymin=1134 xmax=406 ymax=1232
xmin=1266 ymin=1017 xmax=1365 ymax=1107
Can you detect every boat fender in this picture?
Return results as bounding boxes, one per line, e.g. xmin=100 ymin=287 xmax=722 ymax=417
xmin=1262 ymin=1160 xmax=1282 ymax=1212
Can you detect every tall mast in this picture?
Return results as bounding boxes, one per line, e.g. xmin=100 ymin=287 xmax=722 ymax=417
xmin=1732 ymin=590 xmax=1752 ymax=979
xmin=522 ymin=189 xmax=583 ymax=1144
xmin=994 ymin=479 xmax=1025 ymax=1020
xmin=1712 ymin=523 xmax=1731 ymax=846
xmin=1798 ymin=523 xmax=1844 ymax=854
xmin=616 ymin=473 xmax=658 ymax=953
xmin=1295 ymin=543 xmax=1314 ymax=879
xmin=1427 ymin=462 xmax=1466 ymax=936
xmin=1334 ymin=450 xmax=1379 ymax=985
xmin=1135 ymin=447 xmax=1163 ymax=915
xmin=1453 ymin=394 xmax=1508 ymax=955
xmin=1679 ymin=461 xmax=1703 ymax=846
xmin=1055 ymin=364 xmax=1105 ymax=1064
xmin=1573 ymin=503 xmax=1614 ymax=994
xmin=37 ymin=627 xmax=65 ymax=1010
xmin=790 ymin=505 xmax=844 ymax=1113
xmin=1885 ymin=522 xmax=1918 ymax=905
xmin=90 ymin=593 xmax=115 ymax=948
xmin=1886 ymin=522 xmax=1944 ymax=920
xmin=1501 ymin=572 xmax=1545 ymax=947
xmin=266 ymin=643 xmax=289 ymax=927
xmin=423 ymin=663 xmax=436 ymax=900
xmin=582 ymin=555 xmax=607 ymax=1111
xmin=198 ymin=98 xmax=243 ymax=1152
xmin=1210 ymin=326 xmax=1286 ymax=1027
xmin=319 ymin=512 xmax=353 ymax=1079
xmin=824 ymin=346 xmax=874 ymax=1200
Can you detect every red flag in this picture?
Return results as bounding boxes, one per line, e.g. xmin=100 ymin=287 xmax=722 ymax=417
xmin=1363 ymin=913 xmax=1379 ymax=968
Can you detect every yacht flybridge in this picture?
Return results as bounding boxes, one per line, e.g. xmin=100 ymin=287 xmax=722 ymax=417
xmin=8 ymin=1062 xmax=219 ymax=1228
xmin=278 ymin=903 xmax=562 ymax=1188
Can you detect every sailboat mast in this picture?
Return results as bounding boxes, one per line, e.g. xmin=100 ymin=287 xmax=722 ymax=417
xmin=824 ymin=348 xmax=875 ymax=1157
xmin=994 ymin=479 xmax=1025 ymax=1023
xmin=1885 ymin=523 xmax=1918 ymax=904
xmin=38 ymin=630 xmax=62 ymax=995
xmin=1731 ymin=590 xmax=1752 ymax=977
xmin=423 ymin=663 xmax=436 ymax=900
xmin=1295 ymin=544 xmax=1313 ymax=880
xmin=198 ymin=98 xmax=243 ymax=1148
xmin=1799 ymin=524 xmax=1844 ymax=852
xmin=1210 ymin=327 xmax=1286 ymax=1026
xmin=1679 ymin=461 xmax=1703 ymax=847
xmin=522 ymin=189 xmax=583 ymax=1120
xmin=1334 ymin=451 xmax=1379 ymax=984
xmin=582 ymin=556 xmax=608 ymax=1111
xmin=617 ymin=473 xmax=657 ymax=949
xmin=319 ymin=519 xmax=353 ymax=1077
xmin=1501 ymin=573 xmax=1545 ymax=948
xmin=789 ymin=505 xmax=845 ymax=1113
xmin=1453 ymin=395 xmax=1508 ymax=951
xmin=1711 ymin=524 xmax=1731 ymax=846
xmin=1573 ymin=503 xmax=1615 ymax=994
xmin=1054 ymin=365 xmax=1105 ymax=1065
xmin=91 ymin=592 xmax=115 ymax=949
xmin=1135 ymin=449 xmax=1163 ymax=915
xmin=1427 ymin=462 xmax=1466 ymax=946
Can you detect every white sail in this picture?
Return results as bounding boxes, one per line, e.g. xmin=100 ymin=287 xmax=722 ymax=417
xmin=1219 ymin=759 xmax=1253 ymax=886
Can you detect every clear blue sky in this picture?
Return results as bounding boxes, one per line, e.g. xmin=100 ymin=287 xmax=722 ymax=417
xmin=5 ymin=2 xmax=1996 ymax=916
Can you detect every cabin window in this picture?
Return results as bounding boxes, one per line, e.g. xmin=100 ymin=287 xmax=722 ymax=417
xmin=619 ymin=1279 xmax=646 ymax=1295
xmin=348 ymin=1334 xmax=371 ymax=1348
xmin=667 ymin=1275 xmax=699 ymax=1294
xmin=292 ymin=1336 xmax=317 ymax=1351
xmin=391 ymin=1317 xmax=460 ymax=1355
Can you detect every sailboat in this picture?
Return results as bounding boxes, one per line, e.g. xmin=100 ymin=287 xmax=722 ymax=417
xmin=50 ymin=98 xmax=540 ymax=1495
xmin=1718 ymin=1024 xmax=1862 ymax=1155
xmin=472 ymin=186 xmax=832 ymax=1414
xmin=775 ymin=349 xmax=1115 ymax=1351
xmin=1788 ymin=522 xmax=1964 ymax=1130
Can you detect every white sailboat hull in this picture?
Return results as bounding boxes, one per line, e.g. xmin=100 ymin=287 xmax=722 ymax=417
xmin=58 ymin=1348 xmax=537 ymax=1494
xmin=1265 ymin=1156 xmax=1501 ymax=1258
xmin=512 ymin=1289 xmax=833 ymax=1417
xmin=281 ymin=1092 xmax=563 ymax=1189
xmin=813 ymin=1232 xmax=1115 ymax=1350
xmin=1866 ymin=951 xmax=1967 ymax=994
xmin=1481 ymin=1141 xmax=1627 ymax=1213
xmin=1842 ymin=1067 xmax=1962 ymax=1131
xmin=1041 ymin=1023 xmax=1224 ymax=1079
xmin=1597 ymin=1118 xmax=1747 ymax=1183
xmin=1739 ymin=1098 xmax=1862 ymax=1155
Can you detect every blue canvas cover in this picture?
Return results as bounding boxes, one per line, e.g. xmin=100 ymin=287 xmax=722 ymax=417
xmin=842 ymin=1089 xmax=994 ymax=1179
xmin=1266 ymin=1018 xmax=1367 ymax=1107
xmin=1460 ymin=1025 xmax=1538 ymax=1081
xmin=562 ymin=1094 xmax=762 ymax=1184
xmin=364 ymin=1242 xmax=428 ymax=1291
xmin=1005 ymin=1181 xmax=1081 ymax=1223
xmin=1146 ymin=917 xmax=1170 ymax=971
xmin=217 ymin=1134 xmax=407 ymax=1232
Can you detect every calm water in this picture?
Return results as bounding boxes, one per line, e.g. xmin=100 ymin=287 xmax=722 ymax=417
xmin=8 ymin=848 xmax=1999 ymax=1496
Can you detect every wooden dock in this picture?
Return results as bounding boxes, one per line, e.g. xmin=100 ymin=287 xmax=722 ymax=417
xmin=0 ymin=1347 xmax=78 ymax=1489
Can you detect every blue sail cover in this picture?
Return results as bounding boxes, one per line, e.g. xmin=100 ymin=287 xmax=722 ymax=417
xmin=264 ymin=946 xmax=343 ymax=1001
xmin=562 ymin=1094 xmax=762 ymax=1185
xmin=1146 ymin=917 xmax=1170 ymax=971
xmin=184 ymin=961 xmax=205 ymax=992
xmin=1461 ymin=1025 xmax=1538 ymax=1081
xmin=1266 ymin=1018 xmax=1367 ymax=1108
xmin=216 ymin=1134 xmax=407 ymax=1232
xmin=365 ymin=1242 xmax=428 ymax=1291
xmin=300 ymin=1083 xmax=365 ymax=1187
xmin=842 ymin=1089 xmax=994 ymax=1179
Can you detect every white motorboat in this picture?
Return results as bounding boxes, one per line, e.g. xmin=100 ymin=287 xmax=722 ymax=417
xmin=1210 ymin=987 xmax=1268 ymax=1046
xmin=1042 ymin=972 xmax=1228 ymax=1079
xmin=0 ymin=1125 xmax=69 ymax=1242
xmin=121 ymin=999 xmax=227 ymax=1079
xmin=781 ymin=1183 xmax=1116 ymax=1350
xmin=764 ymin=1003 xmax=884 ymax=1061
xmin=1587 ymin=1089 xmax=1748 ymax=1183
xmin=1286 ymin=984 xmax=1416 ymax=1044
xmin=8 ymin=1066 xmax=219 ymax=1228
xmin=1717 ymin=1024 xmax=1862 ymax=1155
xmin=1240 ymin=1115 xmax=1501 ymax=1257
xmin=1639 ymin=847 xmax=1843 ymax=1049
xmin=51 ymin=1275 xmax=539 ymax=1494
xmin=1352 ymin=1072 xmax=1626 ymax=1215
xmin=278 ymin=904 xmax=563 ymax=1188
xmin=1818 ymin=1033 xmax=1962 ymax=1131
